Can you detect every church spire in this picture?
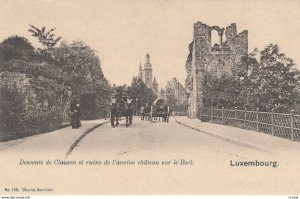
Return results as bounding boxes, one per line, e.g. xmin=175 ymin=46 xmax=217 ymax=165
xmin=144 ymin=53 xmax=151 ymax=69
xmin=143 ymin=53 xmax=152 ymax=88
xmin=138 ymin=61 xmax=142 ymax=80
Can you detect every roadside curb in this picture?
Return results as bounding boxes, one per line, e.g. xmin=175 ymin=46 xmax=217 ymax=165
xmin=0 ymin=123 xmax=71 ymax=143
xmin=174 ymin=117 xmax=273 ymax=154
xmin=65 ymin=121 xmax=110 ymax=158
xmin=60 ymin=123 xmax=71 ymax=129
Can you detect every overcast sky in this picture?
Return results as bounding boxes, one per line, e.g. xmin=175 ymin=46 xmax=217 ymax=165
xmin=1 ymin=0 xmax=300 ymax=89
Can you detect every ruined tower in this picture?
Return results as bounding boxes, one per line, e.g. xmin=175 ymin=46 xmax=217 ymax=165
xmin=143 ymin=53 xmax=153 ymax=88
xmin=186 ymin=22 xmax=248 ymax=118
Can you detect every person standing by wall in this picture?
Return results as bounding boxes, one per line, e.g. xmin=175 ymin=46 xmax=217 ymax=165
xmin=70 ymin=98 xmax=81 ymax=129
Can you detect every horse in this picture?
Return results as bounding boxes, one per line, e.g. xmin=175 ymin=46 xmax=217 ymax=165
xmin=110 ymin=102 xmax=119 ymax=128
xmin=124 ymin=102 xmax=133 ymax=127
xmin=143 ymin=105 xmax=151 ymax=121
xmin=110 ymin=96 xmax=133 ymax=128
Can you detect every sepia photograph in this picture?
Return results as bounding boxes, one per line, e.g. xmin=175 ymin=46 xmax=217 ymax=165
xmin=0 ymin=0 xmax=300 ymax=198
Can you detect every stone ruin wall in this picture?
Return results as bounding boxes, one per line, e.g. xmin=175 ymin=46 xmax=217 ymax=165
xmin=186 ymin=22 xmax=248 ymax=118
xmin=0 ymin=71 xmax=72 ymax=124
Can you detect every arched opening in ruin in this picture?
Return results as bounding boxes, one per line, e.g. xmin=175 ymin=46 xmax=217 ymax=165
xmin=211 ymin=30 xmax=220 ymax=46
xmin=210 ymin=30 xmax=221 ymax=51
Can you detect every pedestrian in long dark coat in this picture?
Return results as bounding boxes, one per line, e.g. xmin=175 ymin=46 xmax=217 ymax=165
xmin=70 ymin=99 xmax=81 ymax=129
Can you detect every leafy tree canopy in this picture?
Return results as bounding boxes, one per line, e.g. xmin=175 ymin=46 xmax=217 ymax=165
xmin=203 ymin=44 xmax=300 ymax=113
xmin=127 ymin=78 xmax=157 ymax=108
xmin=0 ymin=36 xmax=35 ymax=61
xmin=28 ymin=25 xmax=61 ymax=50
xmin=52 ymin=41 xmax=108 ymax=95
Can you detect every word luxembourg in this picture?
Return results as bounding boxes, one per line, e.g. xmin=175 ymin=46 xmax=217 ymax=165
xmin=230 ymin=160 xmax=278 ymax=168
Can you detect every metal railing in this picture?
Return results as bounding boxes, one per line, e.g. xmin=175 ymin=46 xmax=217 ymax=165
xmin=198 ymin=107 xmax=300 ymax=141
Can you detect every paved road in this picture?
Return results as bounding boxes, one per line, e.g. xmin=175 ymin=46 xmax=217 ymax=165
xmin=70 ymin=117 xmax=272 ymax=160
xmin=65 ymin=117 xmax=300 ymax=194
xmin=1 ymin=117 xmax=300 ymax=194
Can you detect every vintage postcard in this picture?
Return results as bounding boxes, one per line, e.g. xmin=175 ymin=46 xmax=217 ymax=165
xmin=0 ymin=0 xmax=300 ymax=197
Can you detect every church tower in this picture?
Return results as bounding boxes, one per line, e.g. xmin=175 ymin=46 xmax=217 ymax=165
xmin=143 ymin=53 xmax=153 ymax=88
xmin=138 ymin=61 xmax=143 ymax=80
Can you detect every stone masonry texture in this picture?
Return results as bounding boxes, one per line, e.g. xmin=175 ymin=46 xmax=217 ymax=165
xmin=186 ymin=21 xmax=248 ymax=118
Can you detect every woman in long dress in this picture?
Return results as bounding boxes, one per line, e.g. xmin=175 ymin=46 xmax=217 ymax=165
xmin=70 ymin=99 xmax=81 ymax=129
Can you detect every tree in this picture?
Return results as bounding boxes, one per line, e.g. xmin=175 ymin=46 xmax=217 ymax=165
xmin=52 ymin=41 xmax=102 ymax=93
xmin=52 ymin=41 xmax=111 ymax=118
xmin=203 ymin=74 xmax=242 ymax=109
xmin=28 ymin=25 xmax=62 ymax=50
xmin=0 ymin=36 xmax=35 ymax=61
xmin=127 ymin=78 xmax=157 ymax=108
xmin=202 ymin=44 xmax=300 ymax=113
xmin=233 ymin=50 xmax=260 ymax=109
xmin=238 ymin=44 xmax=299 ymax=112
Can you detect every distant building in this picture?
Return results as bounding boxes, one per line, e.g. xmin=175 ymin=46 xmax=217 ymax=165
xmin=137 ymin=53 xmax=158 ymax=95
xmin=142 ymin=53 xmax=152 ymax=88
xmin=165 ymin=77 xmax=186 ymax=103
xmin=138 ymin=62 xmax=143 ymax=80
xmin=152 ymin=76 xmax=158 ymax=96
xmin=159 ymin=88 xmax=167 ymax=101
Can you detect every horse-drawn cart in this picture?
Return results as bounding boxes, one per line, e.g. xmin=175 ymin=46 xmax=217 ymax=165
xmin=149 ymin=98 xmax=170 ymax=123
xmin=110 ymin=93 xmax=133 ymax=127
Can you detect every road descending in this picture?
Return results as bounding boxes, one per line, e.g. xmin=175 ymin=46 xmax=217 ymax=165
xmin=1 ymin=117 xmax=300 ymax=194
